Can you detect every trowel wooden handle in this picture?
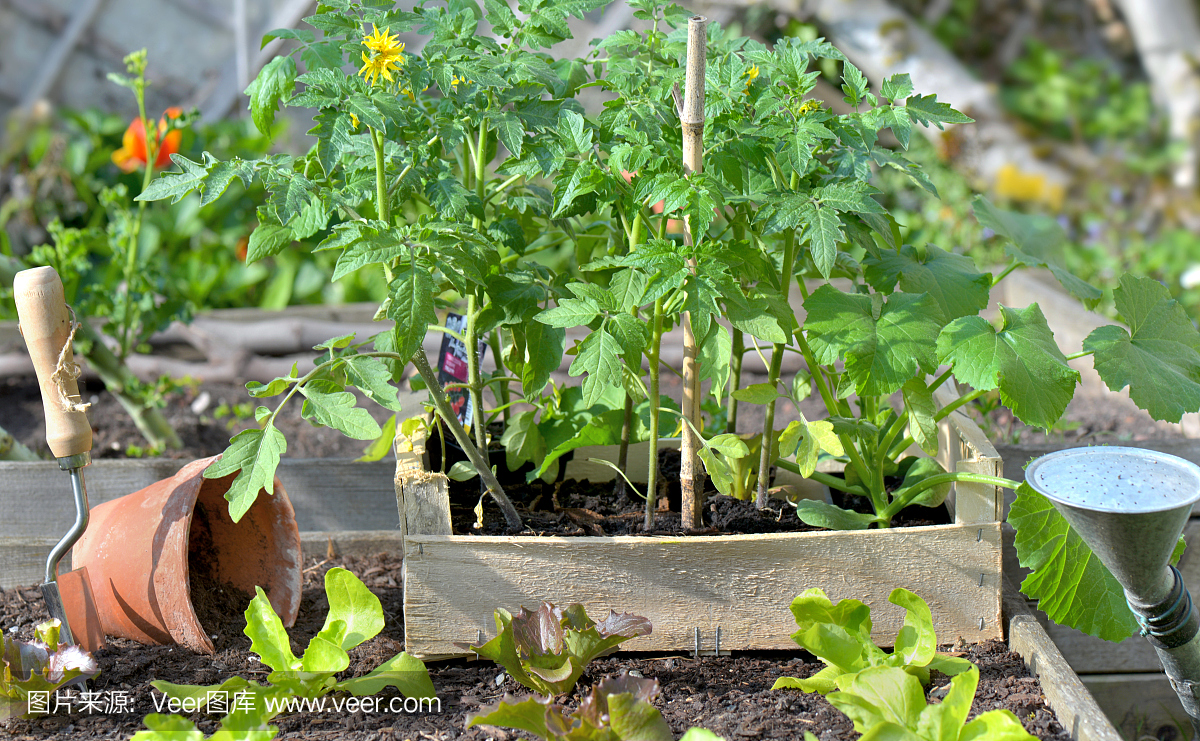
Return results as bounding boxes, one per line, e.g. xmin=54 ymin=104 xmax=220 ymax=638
xmin=14 ymin=267 xmax=92 ymax=458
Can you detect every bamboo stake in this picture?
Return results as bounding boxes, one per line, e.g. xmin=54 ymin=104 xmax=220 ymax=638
xmin=680 ymin=15 xmax=707 ymax=530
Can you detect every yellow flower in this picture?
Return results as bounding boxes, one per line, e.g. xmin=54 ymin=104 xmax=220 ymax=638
xmin=451 ymin=74 xmax=472 ymax=90
xmin=358 ymin=27 xmax=405 ymax=87
xmin=349 ymin=112 xmax=360 ymax=129
xmin=363 ymin=26 xmax=403 ymax=57
xmin=744 ymin=65 xmax=759 ymax=94
xmin=797 ymin=99 xmax=822 ymax=116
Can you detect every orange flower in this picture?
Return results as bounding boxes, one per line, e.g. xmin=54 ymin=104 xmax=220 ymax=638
xmin=112 ymin=107 xmax=183 ymax=172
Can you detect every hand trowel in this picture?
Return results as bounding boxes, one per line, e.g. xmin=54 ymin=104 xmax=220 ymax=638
xmin=13 ymin=266 xmax=105 ymax=653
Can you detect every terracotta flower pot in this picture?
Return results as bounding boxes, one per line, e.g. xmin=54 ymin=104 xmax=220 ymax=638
xmin=70 ymin=456 xmax=302 ymax=654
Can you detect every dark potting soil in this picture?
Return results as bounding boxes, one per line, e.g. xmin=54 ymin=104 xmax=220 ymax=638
xmin=2 ymin=554 xmax=1070 ymax=741
xmin=448 ymin=449 xmax=949 ymax=536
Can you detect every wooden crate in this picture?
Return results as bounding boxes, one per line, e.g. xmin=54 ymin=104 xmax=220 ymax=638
xmin=399 ymin=393 xmax=1006 ymax=659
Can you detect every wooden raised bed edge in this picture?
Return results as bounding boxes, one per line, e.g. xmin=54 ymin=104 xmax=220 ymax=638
xmin=397 ymin=386 xmax=1006 ymax=659
xmin=1004 ymin=578 xmax=1121 ymax=741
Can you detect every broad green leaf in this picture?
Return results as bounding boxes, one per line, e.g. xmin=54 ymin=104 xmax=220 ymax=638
xmin=863 ymin=244 xmax=990 ymax=321
xmin=468 ymin=696 xmax=551 ymax=738
xmin=609 ymin=269 xmax=648 ymax=311
xmin=302 ymin=620 xmax=350 ymax=673
xmin=973 ymin=196 xmax=1101 ymax=309
xmin=534 ymin=407 xmax=628 ymax=479
xmin=245 ymin=56 xmax=297 ymax=135
xmin=860 ymin=723 xmax=922 ymax=741
xmin=489 ymin=110 xmax=525 ymax=157
xmin=830 ymin=666 xmax=925 ymax=730
xmin=501 ymin=410 xmax=545 ymax=470
xmin=356 ymin=414 xmax=396 ymax=462
xmin=937 ymin=305 xmax=1078 ymax=429
xmin=322 ymin=567 xmax=384 ymax=651
xmin=732 ymin=383 xmax=780 ymax=405
xmin=888 ymin=588 xmax=935 ymax=668
xmin=805 ymin=286 xmax=942 ymax=396
xmin=916 ymin=666 xmax=977 ymax=741
xmin=448 ymin=460 xmax=478 ymax=481
xmin=959 ymin=709 xmax=1039 ymax=741
xmin=697 ymin=446 xmax=736 ymax=496
xmin=698 ymin=325 xmax=733 ymax=400
xmin=300 ymin=379 xmax=383 ymax=440
xmin=901 ymin=378 xmax=938 ymax=456
xmin=204 ymin=426 xmax=286 ymax=522
xmin=244 ymin=586 xmax=299 ymax=673
xmin=607 ymin=688 xmax=675 ymax=741
xmin=130 ymin=714 xmax=205 ymax=741
xmin=569 ymin=327 xmax=622 ymax=406
xmin=793 ymin=500 xmax=875 ymax=530
xmin=679 ymin=730 xmax=727 ymax=741
xmin=726 ymin=295 xmax=790 ymax=344
xmin=1084 ymin=274 xmax=1200 ymax=422
xmin=337 ymin=652 xmax=436 ymax=698
xmin=608 ymin=313 xmax=650 ymax=359
xmin=881 ymin=73 xmax=915 ymax=102
xmin=1008 ymin=483 xmax=1138 ymax=641
xmin=893 ymin=457 xmax=951 ymax=508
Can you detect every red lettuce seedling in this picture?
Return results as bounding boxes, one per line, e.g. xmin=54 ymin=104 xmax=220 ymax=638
xmin=2 ymin=619 xmax=99 ymax=721
xmin=468 ymin=673 xmax=672 ymax=741
xmin=466 ymin=603 xmax=651 ymax=697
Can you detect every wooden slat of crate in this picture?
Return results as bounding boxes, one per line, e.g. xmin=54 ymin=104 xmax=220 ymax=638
xmin=403 ymin=522 xmax=1003 ymax=659
xmin=1004 ymin=581 xmax=1122 ymax=741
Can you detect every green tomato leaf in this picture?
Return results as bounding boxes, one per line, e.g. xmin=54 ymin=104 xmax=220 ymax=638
xmin=322 ymin=567 xmax=385 ymax=651
xmin=357 ymin=414 xmax=397 ymax=463
xmin=697 ymin=446 xmax=736 ymax=496
xmin=805 ymin=204 xmax=844 ymax=279
xmin=1008 ymin=482 xmax=1138 ymax=641
xmin=246 ymin=221 xmax=294 ymax=264
xmin=519 ymin=322 xmax=565 ymax=399
xmin=1084 ymin=274 xmax=1200 ymax=422
xmin=938 ymin=305 xmax=1078 ymax=429
xmin=385 ymin=268 xmax=437 ymax=359
xmin=244 ymin=586 xmax=299 ymax=673
xmin=535 ymin=297 xmax=601 ymax=328
xmin=569 ymin=327 xmax=623 ymax=407
xmin=203 ymin=426 xmax=286 ymax=523
xmin=245 ymin=55 xmax=297 ymax=135
xmin=787 ymin=414 xmax=844 ymax=477
xmin=344 ymin=355 xmax=402 ymax=411
xmin=903 ymin=93 xmax=973 ymax=129
xmin=300 ymin=379 xmax=383 ymax=440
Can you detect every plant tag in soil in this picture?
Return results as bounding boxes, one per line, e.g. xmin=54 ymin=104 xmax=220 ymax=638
xmin=437 ymin=313 xmax=488 ymax=426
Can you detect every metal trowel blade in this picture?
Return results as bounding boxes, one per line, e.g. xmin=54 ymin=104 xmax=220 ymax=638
xmin=43 ymin=566 xmax=105 ymax=653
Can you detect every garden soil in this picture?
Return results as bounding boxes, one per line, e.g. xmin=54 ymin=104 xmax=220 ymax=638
xmin=2 ymin=554 xmax=1071 ymax=741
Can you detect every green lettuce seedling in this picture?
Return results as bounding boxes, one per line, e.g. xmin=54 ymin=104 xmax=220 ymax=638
xmin=828 ymin=665 xmax=1035 ymax=741
xmin=772 ymin=588 xmax=972 ymax=694
xmin=1 ymin=619 xmax=99 ymax=721
xmin=466 ymin=602 xmax=651 ymax=697
xmin=144 ymin=568 xmax=433 ymax=735
xmin=469 ymin=673 xmax=674 ymax=741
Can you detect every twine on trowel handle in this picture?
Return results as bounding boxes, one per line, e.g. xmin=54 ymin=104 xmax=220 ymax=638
xmin=49 ymin=304 xmax=91 ymax=414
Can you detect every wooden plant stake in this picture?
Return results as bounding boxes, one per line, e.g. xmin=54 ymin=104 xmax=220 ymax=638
xmin=680 ymin=15 xmax=707 ymax=530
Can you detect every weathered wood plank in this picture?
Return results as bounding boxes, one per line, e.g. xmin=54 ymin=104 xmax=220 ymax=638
xmin=299 ymin=531 xmax=403 ymax=561
xmin=1004 ymin=581 xmax=1122 ymax=741
xmin=0 ymin=459 xmax=398 ymax=538
xmin=0 ymin=537 xmax=63 ymax=589
xmin=403 ymin=522 xmax=1003 ymax=658
xmin=934 ymin=384 xmax=1003 ymax=525
xmin=1081 ymin=675 xmax=1188 ymax=739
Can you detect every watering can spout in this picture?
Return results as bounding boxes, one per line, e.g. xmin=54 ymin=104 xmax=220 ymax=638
xmin=1027 ymin=447 xmax=1200 ymax=730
